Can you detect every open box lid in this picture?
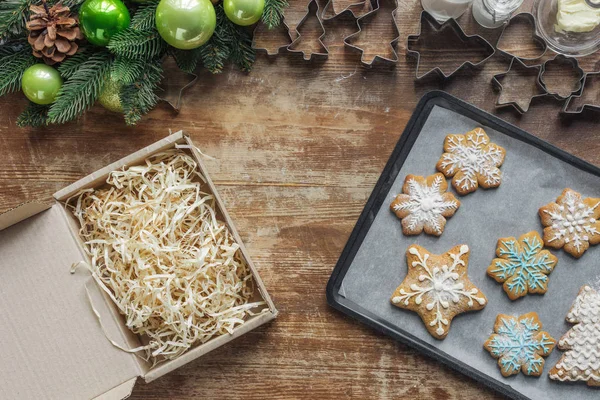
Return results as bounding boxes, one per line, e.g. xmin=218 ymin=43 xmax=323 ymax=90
xmin=0 ymin=132 xmax=277 ymax=399
xmin=0 ymin=203 xmax=141 ymax=400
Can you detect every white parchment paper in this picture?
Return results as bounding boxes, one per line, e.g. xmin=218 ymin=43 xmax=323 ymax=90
xmin=340 ymin=106 xmax=600 ymax=400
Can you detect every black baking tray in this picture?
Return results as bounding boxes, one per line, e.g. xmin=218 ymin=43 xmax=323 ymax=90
xmin=326 ymin=90 xmax=600 ymax=400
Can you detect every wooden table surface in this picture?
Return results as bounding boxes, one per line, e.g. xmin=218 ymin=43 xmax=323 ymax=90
xmin=1 ymin=0 xmax=599 ymax=398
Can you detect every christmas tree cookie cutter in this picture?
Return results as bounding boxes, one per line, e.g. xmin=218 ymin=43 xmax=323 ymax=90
xmin=491 ymin=57 xmax=548 ymax=114
xmin=287 ymin=0 xmax=329 ymax=61
xmin=496 ymin=13 xmax=547 ymax=61
xmin=407 ymin=11 xmax=495 ymax=80
xmin=322 ymin=0 xmax=372 ymax=21
xmin=538 ymin=54 xmax=585 ymax=100
xmin=342 ymin=0 xmax=401 ymax=67
xmin=561 ymin=71 xmax=600 ymax=115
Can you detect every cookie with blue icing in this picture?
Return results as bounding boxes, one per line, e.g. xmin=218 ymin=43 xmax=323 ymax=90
xmin=487 ymin=231 xmax=558 ymax=300
xmin=484 ymin=312 xmax=556 ymax=377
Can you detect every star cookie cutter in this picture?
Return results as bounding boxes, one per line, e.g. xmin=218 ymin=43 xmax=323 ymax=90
xmin=251 ymin=18 xmax=293 ymax=57
xmin=158 ymin=69 xmax=198 ymax=113
xmin=407 ymin=11 xmax=495 ymax=80
xmin=343 ymin=0 xmax=401 ymax=67
xmin=538 ymin=54 xmax=585 ymax=100
xmin=491 ymin=57 xmax=548 ymax=114
xmin=561 ymin=71 xmax=600 ymax=115
xmin=322 ymin=0 xmax=373 ymax=21
xmin=287 ymin=0 xmax=329 ymax=61
xmin=496 ymin=13 xmax=547 ymax=61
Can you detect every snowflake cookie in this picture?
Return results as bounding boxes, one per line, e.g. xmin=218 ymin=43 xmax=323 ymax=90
xmin=539 ymin=188 xmax=600 ymax=258
xmin=549 ymin=285 xmax=600 ymax=387
xmin=390 ymin=244 xmax=487 ymax=339
xmin=390 ymin=173 xmax=460 ymax=236
xmin=436 ymin=127 xmax=506 ymax=195
xmin=484 ymin=312 xmax=556 ymax=377
xmin=487 ymin=231 xmax=558 ymax=300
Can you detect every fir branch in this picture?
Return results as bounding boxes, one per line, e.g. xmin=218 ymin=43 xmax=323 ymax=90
xmin=120 ymin=59 xmax=163 ymax=125
xmin=222 ymin=17 xmax=255 ymax=72
xmin=112 ymin=56 xmax=146 ymax=84
xmin=57 ymin=46 xmax=95 ymax=79
xmin=107 ymin=28 xmax=167 ymax=59
xmin=0 ymin=45 xmax=36 ymax=97
xmin=130 ymin=0 xmax=160 ymax=30
xmin=60 ymin=0 xmax=86 ymax=10
xmin=47 ymin=52 xmax=113 ymax=124
xmin=199 ymin=5 xmax=231 ymax=74
xmin=171 ymin=48 xmax=203 ymax=74
xmin=0 ymin=0 xmax=31 ymax=40
xmin=17 ymin=102 xmax=49 ymax=127
xmin=262 ymin=0 xmax=287 ymax=30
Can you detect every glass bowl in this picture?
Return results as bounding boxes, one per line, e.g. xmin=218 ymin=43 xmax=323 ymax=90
xmin=533 ymin=0 xmax=600 ymax=57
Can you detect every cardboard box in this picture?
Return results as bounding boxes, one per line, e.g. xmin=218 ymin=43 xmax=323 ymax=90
xmin=0 ymin=132 xmax=277 ymax=400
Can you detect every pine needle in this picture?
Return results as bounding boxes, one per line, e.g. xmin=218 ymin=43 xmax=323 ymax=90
xmin=17 ymin=102 xmax=49 ymax=127
xmin=130 ymin=0 xmax=160 ymax=30
xmin=262 ymin=0 xmax=287 ymax=30
xmin=107 ymin=28 xmax=167 ymax=60
xmin=171 ymin=48 xmax=203 ymax=74
xmin=120 ymin=59 xmax=163 ymax=125
xmin=58 ymin=47 xmax=95 ymax=79
xmin=0 ymin=43 xmax=36 ymax=97
xmin=112 ymin=56 xmax=146 ymax=84
xmin=48 ymin=52 xmax=113 ymax=124
xmin=0 ymin=0 xmax=31 ymax=39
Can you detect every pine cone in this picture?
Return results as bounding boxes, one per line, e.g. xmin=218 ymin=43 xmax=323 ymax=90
xmin=26 ymin=0 xmax=83 ymax=65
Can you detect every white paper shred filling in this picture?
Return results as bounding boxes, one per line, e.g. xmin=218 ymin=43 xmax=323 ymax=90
xmin=67 ymin=150 xmax=264 ymax=364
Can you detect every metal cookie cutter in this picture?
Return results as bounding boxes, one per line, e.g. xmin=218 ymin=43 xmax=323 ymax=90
xmin=343 ymin=0 xmax=400 ymax=67
xmin=561 ymin=71 xmax=600 ymax=114
xmin=159 ymin=69 xmax=198 ymax=113
xmin=287 ymin=0 xmax=329 ymax=61
xmin=252 ymin=19 xmax=293 ymax=56
xmin=496 ymin=13 xmax=547 ymax=61
xmin=322 ymin=0 xmax=372 ymax=21
xmin=407 ymin=11 xmax=495 ymax=80
xmin=538 ymin=54 xmax=585 ymax=100
xmin=491 ymin=57 xmax=547 ymax=114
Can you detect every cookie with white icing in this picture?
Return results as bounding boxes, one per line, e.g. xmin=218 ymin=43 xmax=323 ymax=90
xmin=539 ymin=188 xmax=600 ymax=258
xmin=391 ymin=244 xmax=487 ymax=340
xmin=436 ymin=128 xmax=506 ymax=196
xmin=549 ymin=285 xmax=600 ymax=387
xmin=484 ymin=312 xmax=556 ymax=377
xmin=487 ymin=231 xmax=558 ymax=300
xmin=390 ymin=173 xmax=460 ymax=236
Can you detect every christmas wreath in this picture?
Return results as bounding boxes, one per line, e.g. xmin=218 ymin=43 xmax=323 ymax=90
xmin=0 ymin=0 xmax=287 ymax=127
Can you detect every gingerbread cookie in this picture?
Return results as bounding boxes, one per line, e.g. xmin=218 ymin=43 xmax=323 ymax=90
xmin=484 ymin=312 xmax=556 ymax=377
xmin=487 ymin=231 xmax=558 ymax=300
xmin=539 ymin=188 xmax=600 ymax=258
xmin=390 ymin=173 xmax=460 ymax=236
xmin=391 ymin=244 xmax=487 ymax=339
xmin=436 ymin=127 xmax=506 ymax=195
xmin=549 ymin=285 xmax=600 ymax=387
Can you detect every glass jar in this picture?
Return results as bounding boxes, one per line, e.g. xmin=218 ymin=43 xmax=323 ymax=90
xmin=421 ymin=0 xmax=474 ymax=22
xmin=472 ymin=0 xmax=524 ymax=28
xmin=533 ymin=0 xmax=600 ymax=57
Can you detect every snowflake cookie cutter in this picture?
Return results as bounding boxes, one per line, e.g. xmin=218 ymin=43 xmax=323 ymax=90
xmin=287 ymin=0 xmax=329 ymax=61
xmin=406 ymin=11 xmax=495 ymax=80
xmin=251 ymin=18 xmax=293 ymax=57
xmin=342 ymin=0 xmax=401 ymax=67
xmin=561 ymin=71 xmax=600 ymax=115
xmin=496 ymin=13 xmax=547 ymax=61
xmin=538 ymin=54 xmax=585 ymax=101
xmin=321 ymin=0 xmax=373 ymax=21
xmin=491 ymin=57 xmax=548 ymax=114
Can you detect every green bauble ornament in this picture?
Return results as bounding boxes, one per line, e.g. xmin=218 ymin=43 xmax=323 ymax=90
xmin=98 ymin=75 xmax=123 ymax=113
xmin=223 ymin=0 xmax=264 ymax=26
xmin=155 ymin=0 xmax=216 ymax=50
xmin=21 ymin=64 xmax=63 ymax=105
xmin=79 ymin=0 xmax=131 ymax=46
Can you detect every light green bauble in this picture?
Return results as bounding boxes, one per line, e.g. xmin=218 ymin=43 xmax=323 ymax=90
xmin=79 ymin=0 xmax=131 ymax=46
xmin=223 ymin=0 xmax=264 ymax=26
xmin=155 ymin=0 xmax=216 ymax=50
xmin=21 ymin=64 xmax=63 ymax=105
xmin=98 ymin=75 xmax=123 ymax=113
